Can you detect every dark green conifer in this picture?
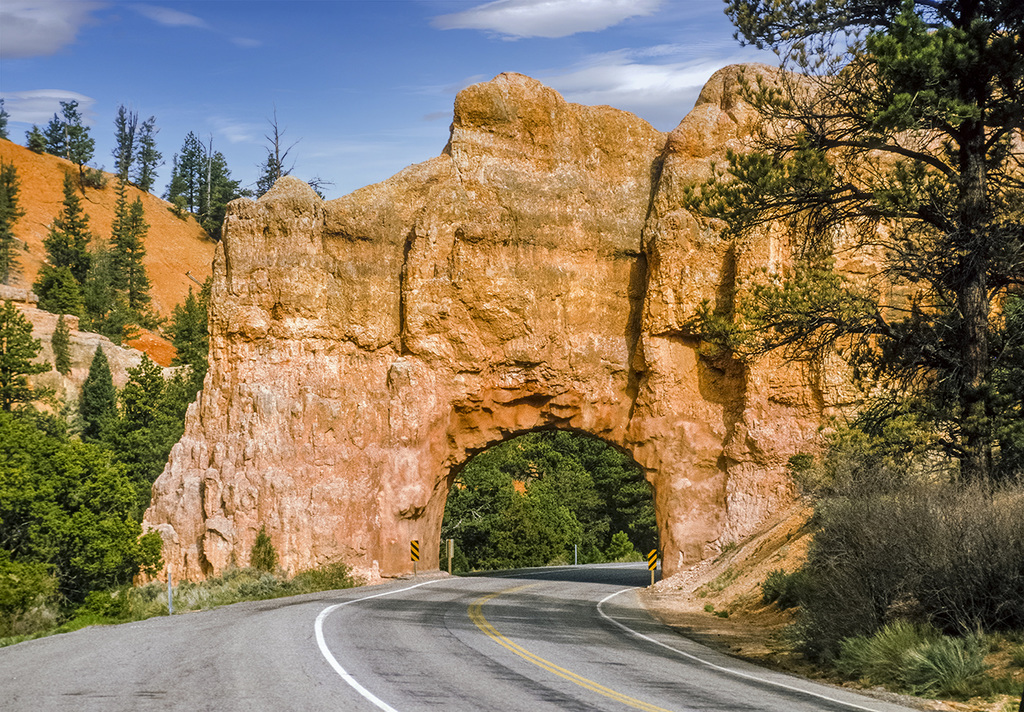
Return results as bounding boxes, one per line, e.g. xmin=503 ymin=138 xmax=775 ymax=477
xmin=79 ymin=345 xmax=116 ymax=440
xmin=0 ymin=300 xmax=47 ymax=411
xmin=52 ymin=314 xmax=71 ymax=376
xmin=34 ymin=265 xmax=83 ymax=317
xmin=0 ymin=160 xmax=24 ymax=285
xmin=42 ymin=172 xmax=93 ymax=283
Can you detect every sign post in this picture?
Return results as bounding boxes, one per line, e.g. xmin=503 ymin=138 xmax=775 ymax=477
xmin=446 ymin=538 xmax=454 ymax=574
xmin=410 ymin=539 xmax=420 ymax=576
xmin=167 ymin=565 xmax=173 ymax=615
xmin=647 ymin=549 xmax=658 ymax=586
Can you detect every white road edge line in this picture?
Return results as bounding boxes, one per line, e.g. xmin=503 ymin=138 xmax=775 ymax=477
xmin=597 ymin=589 xmax=889 ymax=712
xmin=315 ymin=579 xmax=442 ymax=712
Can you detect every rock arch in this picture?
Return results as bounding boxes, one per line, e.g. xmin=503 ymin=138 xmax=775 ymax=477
xmin=145 ymin=68 xmax=831 ymax=582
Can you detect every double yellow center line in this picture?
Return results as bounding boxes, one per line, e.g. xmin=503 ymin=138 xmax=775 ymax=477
xmin=467 ymin=584 xmax=673 ymax=712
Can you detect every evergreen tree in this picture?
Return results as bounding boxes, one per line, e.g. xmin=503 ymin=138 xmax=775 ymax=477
xmin=104 ymin=354 xmax=194 ymax=514
xmin=165 ymin=132 xmax=204 ymax=213
xmin=112 ymin=105 xmax=138 ymax=184
xmin=44 ymin=101 xmax=94 ymax=184
xmin=34 ymin=265 xmax=83 ymax=317
xmin=690 ymin=0 xmax=1024 ymax=482
xmin=43 ymin=112 xmax=66 ymax=158
xmin=169 ymin=282 xmax=210 ymax=392
xmin=110 ymin=196 xmax=152 ymax=313
xmin=25 ymin=126 xmax=46 ymax=153
xmin=0 ymin=300 xmax=48 ymax=411
xmin=250 ymin=526 xmax=278 ymax=572
xmin=0 ymin=411 xmax=164 ymax=605
xmin=42 ymin=172 xmax=93 ymax=283
xmin=164 ymin=154 xmax=187 ymax=211
xmin=132 ymin=116 xmax=161 ymax=192
xmin=0 ymin=99 xmax=8 ymax=140
xmin=82 ymin=245 xmax=136 ymax=343
xmin=0 ymin=160 xmax=24 ymax=285
xmin=199 ymin=149 xmax=245 ymax=240
xmin=79 ymin=345 xmax=116 ymax=440
xmin=52 ymin=314 xmax=71 ymax=376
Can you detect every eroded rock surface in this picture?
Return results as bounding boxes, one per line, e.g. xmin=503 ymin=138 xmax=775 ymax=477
xmin=145 ymin=68 xmax=831 ymax=581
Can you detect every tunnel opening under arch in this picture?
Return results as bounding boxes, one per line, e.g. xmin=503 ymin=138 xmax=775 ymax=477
xmin=439 ymin=428 xmax=658 ymax=573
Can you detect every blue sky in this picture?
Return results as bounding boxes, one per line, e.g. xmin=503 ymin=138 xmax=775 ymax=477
xmin=0 ymin=1 xmax=775 ymax=199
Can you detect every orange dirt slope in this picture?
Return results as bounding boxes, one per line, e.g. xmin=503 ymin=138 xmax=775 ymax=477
xmin=0 ymin=138 xmax=216 ymax=318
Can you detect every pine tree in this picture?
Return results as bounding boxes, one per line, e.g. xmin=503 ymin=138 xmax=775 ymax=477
xmin=82 ymin=245 xmax=135 ymax=343
xmin=34 ymin=265 xmax=83 ymax=317
xmin=25 ymin=126 xmax=46 ymax=153
xmin=0 ymin=300 xmax=48 ymax=411
xmin=0 ymin=99 xmax=9 ymax=140
xmin=43 ymin=112 xmax=66 ymax=158
xmin=0 ymin=160 xmax=24 ymax=286
xmin=690 ymin=0 xmax=1024 ymax=482
xmin=111 ymin=196 xmax=152 ymax=313
xmin=43 ymin=101 xmax=95 ymax=186
xmin=165 ymin=132 xmax=204 ymax=213
xmin=52 ymin=314 xmax=71 ymax=376
xmin=79 ymin=345 xmax=116 ymax=439
xmin=43 ymin=172 xmax=93 ymax=283
xmin=132 ymin=116 xmax=161 ymax=192
xmin=169 ymin=283 xmax=209 ymax=392
xmin=199 ymin=149 xmax=245 ymax=240
xmin=112 ymin=105 xmax=138 ymax=184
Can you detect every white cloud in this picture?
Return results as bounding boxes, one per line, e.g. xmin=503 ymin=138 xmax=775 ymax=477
xmin=231 ymin=37 xmax=262 ymax=48
xmin=0 ymin=89 xmax=96 ymax=125
xmin=209 ymin=117 xmax=262 ymax=145
xmin=0 ymin=1 xmax=103 ymax=59
xmin=538 ymin=45 xmax=774 ymax=129
xmin=432 ymin=0 xmax=662 ymax=39
xmin=134 ymin=5 xmax=208 ymax=29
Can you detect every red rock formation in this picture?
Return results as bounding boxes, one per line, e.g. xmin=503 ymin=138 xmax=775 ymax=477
xmin=145 ymin=68 xmax=829 ymax=581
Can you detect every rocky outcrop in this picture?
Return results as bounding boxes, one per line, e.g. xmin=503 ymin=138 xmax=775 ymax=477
xmin=1 ymin=286 xmax=175 ymax=407
xmin=145 ymin=68 xmax=835 ymax=581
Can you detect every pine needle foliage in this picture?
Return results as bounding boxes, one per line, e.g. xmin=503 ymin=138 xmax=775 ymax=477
xmin=689 ymin=0 xmax=1024 ymax=482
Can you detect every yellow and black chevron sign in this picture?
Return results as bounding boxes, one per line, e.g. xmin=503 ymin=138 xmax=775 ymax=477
xmin=647 ymin=549 xmax=658 ymax=571
xmin=410 ymin=540 xmax=420 ymax=562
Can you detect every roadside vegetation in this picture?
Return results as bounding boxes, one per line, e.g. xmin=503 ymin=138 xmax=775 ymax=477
xmin=686 ymin=0 xmax=1024 ymax=706
xmin=441 ymin=429 xmax=656 ymax=572
xmin=1 ymin=560 xmax=359 ymax=649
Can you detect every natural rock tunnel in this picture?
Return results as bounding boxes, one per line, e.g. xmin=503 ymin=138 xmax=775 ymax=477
xmin=144 ymin=67 xmax=836 ymax=581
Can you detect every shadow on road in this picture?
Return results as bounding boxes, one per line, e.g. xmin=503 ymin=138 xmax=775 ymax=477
xmin=469 ymin=562 xmax=657 ymax=588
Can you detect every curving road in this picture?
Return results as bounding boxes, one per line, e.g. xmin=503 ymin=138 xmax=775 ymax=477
xmin=1 ymin=563 xmax=919 ymax=711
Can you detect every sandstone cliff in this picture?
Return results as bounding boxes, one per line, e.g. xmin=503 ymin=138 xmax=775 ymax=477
xmin=145 ymin=68 xmax=833 ymax=581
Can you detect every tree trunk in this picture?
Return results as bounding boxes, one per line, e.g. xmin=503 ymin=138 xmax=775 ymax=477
xmin=957 ymin=119 xmax=991 ymax=482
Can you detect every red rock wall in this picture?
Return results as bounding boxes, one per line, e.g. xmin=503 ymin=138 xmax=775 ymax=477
xmin=144 ymin=68 xmax=826 ymax=581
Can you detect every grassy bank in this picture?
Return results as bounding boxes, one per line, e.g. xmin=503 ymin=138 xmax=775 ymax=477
xmin=0 ymin=561 xmax=359 ymax=648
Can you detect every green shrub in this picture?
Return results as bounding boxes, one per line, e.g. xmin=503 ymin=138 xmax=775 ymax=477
xmin=605 ymin=531 xmax=639 ymax=562
xmin=837 ymin=621 xmax=938 ymax=686
xmin=836 ymin=621 xmax=992 ymax=698
xmin=795 ymin=478 xmax=1024 ymax=661
xmin=1009 ymin=644 xmax=1024 ymax=668
xmin=0 ymin=554 xmax=59 ymax=637
xmin=903 ymin=636 xmax=988 ymax=698
xmin=762 ymin=568 xmax=812 ymax=609
xmin=250 ymin=526 xmax=278 ymax=573
xmin=80 ymin=167 xmax=107 ymax=190
xmin=291 ymin=561 xmax=357 ymax=592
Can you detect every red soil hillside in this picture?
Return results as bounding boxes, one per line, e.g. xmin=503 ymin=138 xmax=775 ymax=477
xmin=0 ymin=138 xmax=216 ymax=318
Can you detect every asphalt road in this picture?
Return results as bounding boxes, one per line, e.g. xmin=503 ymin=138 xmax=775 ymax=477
xmin=0 ymin=563 xmax=920 ymax=711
